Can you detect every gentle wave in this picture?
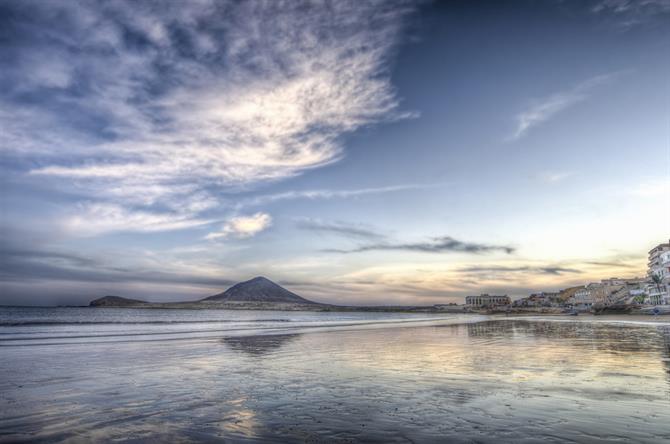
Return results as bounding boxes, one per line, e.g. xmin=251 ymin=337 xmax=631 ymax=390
xmin=0 ymin=318 xmax=292 ymax=326
xmin=3 ymin=313 xmax=667 ymax=348
xmin=0 ymin=317 xmax=478 ymax=347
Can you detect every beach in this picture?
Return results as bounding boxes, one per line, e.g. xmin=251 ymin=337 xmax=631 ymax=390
xmin=1 ymin=308 xmax=669 ymax=443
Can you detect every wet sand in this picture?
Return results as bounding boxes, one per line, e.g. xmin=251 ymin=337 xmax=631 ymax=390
xmin=1 ymin=314 xmax=669 ymax=443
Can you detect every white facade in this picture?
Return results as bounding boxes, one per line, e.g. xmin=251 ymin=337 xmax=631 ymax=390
xmin=660 ymin=251 xmax=670 ymax=278
xmin=662 ymin=251 xmax=670 ymax=304
xmin=569 ymin=286 xmax=594 ymax=309
xmin=465 ymin=294 xmax=510 ymax=307
xmin=647 ymin=240 xmax=670 ymax=305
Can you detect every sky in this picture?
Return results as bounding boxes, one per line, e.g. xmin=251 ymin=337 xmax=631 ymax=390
xmin=1 ymin=0 xmax=669 ymax=306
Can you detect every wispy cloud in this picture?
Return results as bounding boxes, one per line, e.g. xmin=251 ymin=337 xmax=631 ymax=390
xmin=585 ymin=261 xmax=635 ymax=268
xmin=242 ymin=184 xmax=432 ymax=208
xmin=64 ymin=203 xmax=212 ymax=236
xmin=326 ymin=236 xmax=515 ymax=255
xmin=2 ymin=1 xmax=417 ymax=232
xmin=536 ymin=171 xmax=575 ymax=183
xmin=591 ymin=0 xmax=670 ymax=28
xmin=458 ymin=265 xmax=582 ymax=276
xmin=60 ymin=184 xmax=428 ymax=236
xmin=296 ymin=218 xmax=385 ymax=240
xmin=205 ymin=213 xmax=272 ymax=241
xmin=512 ymin=73 xmax=621 ymax=139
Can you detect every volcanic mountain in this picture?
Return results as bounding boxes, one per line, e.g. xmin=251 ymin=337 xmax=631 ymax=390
xmin=202 ymin=276 xmax=316 ymax=304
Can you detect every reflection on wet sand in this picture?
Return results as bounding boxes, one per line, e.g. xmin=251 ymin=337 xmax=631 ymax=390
xmin=1 ymin=318 xmax=670 ymax=443
xmin=466 ymin=319 xmax=670 ymax=352
xmin=222 ymin=334 xmax=300 ymax=356
xmin=214 ymin=397 xmax=259 ymax=438
xmin=663 ymin=333 xmax=670 ymax=377
xmin=465 ymin=320 xmax=670 ymax=390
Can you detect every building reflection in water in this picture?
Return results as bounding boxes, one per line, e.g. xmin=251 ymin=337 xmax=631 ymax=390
xmin=662 ymin=327 xmax=670 ymax=383
xmin=465 ymin=319 xmax=670 ymax=386
xmin=466 ymin=320 xmax=664 ymax=350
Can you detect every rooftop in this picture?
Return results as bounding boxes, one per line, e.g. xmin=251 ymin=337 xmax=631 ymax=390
xmin=648 ymin=240 xmax=670 ymax=255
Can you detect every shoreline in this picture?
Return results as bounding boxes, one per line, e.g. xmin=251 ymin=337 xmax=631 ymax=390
xmin=3 ymin=303 xmax=669 ymax=315
xmin=3 ymin=311 xmax=667 ymax=350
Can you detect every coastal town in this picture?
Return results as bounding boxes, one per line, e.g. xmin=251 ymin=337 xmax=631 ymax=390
xmin=462 ymin=239 xmax=670 ymax=314
xmin=88 ymin=240 xmax=670 ymax=315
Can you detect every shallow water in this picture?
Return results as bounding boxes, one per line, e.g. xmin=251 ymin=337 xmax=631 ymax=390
xmin=1 ymin=308 xmax=669 ymax=443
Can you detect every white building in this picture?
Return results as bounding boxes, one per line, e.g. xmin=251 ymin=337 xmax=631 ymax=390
xmin=465 ymin=294 xmax=510 ymax=307
xmin=569 ymin=285 xmax=596 ymax=310
xmin=662 ymin=251 xmax=670 ymax=304
xmin=647 ymin=240 xmax=670 ymax=305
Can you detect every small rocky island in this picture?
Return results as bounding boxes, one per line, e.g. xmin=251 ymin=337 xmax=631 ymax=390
xmin=89 ymin=295 xmax=148 ymax=307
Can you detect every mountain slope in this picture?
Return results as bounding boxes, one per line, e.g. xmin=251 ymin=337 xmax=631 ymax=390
xmin=202 ymin=276 xmax=316 ymax=304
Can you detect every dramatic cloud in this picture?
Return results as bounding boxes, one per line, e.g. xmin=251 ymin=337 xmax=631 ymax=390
xmin=296 ymin=218 xmax=384 ymax=240
xmin=2 ymin=1 xmax=665 ymax=306
xmin=1 ymin=0 xmax=417 ymax=232
xmin=327 ymin=236 xmax=515 ymax=255
xmin=205 ymin=213 xmax=272 ymax=240
xmin=512 ymin=73 xmax=620 ymax=139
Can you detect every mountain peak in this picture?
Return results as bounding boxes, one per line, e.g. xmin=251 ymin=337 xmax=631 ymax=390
xmin=202 ymin=277 xmax=315 ymax=304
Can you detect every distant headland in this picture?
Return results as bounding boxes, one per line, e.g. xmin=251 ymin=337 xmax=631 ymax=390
xmin=90 ymin=277 xmax=319 ymax=310
xmin=88 ymin=276 xmax=462 ymax=312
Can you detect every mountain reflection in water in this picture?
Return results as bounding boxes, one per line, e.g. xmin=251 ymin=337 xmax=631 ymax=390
xmin=222 ymin=334 xmax=300 ymax=356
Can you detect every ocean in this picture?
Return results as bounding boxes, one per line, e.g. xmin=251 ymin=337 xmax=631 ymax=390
xmin=1 ymin=307 xmax=669 ymax=443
